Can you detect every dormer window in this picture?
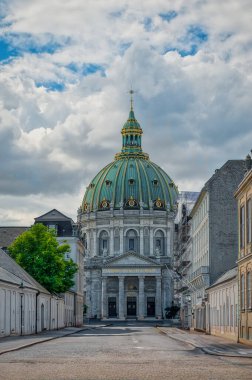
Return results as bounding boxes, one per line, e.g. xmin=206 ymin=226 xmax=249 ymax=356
xmin=129 ymin=178 xmax=135 ymax=185
xmin=105 ymin=180 xmax=112 ymax=187
xmin=170 ymin=182 xmax=174 ymax=188
xmin=153 ymin=179 xmax=158 ymax=186
xmin=89 ymin=183 xmax=95 ymax=189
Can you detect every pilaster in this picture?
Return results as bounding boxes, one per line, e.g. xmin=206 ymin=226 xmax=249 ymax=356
xmin=93 ymin=229 xmax=97 ymax=257
xmin=139 ymin=227 xmax=144 ymax=255
xmin=150 ymin=228 xmax=154 ymax=256
xmin=110 ymin=228 xmax=114 ymax=256
xmin=120 ymin=228 xmax=124 ymax=254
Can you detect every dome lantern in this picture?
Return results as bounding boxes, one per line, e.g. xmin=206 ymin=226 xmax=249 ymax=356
xmin=115 ymin=90 xmax=149 ymax=160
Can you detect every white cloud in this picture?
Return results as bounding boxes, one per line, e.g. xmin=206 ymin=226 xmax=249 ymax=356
xmin=0 ymin=0 xmax=252 ymax=224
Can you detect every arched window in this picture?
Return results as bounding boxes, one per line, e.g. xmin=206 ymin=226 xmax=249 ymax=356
xmin=99 ymin=230 xmax=109 ymax=256
xmin=126 ymin=229 xmax=138 ymax=252
xmin=154 ymin=230 xmax=165 ymax=255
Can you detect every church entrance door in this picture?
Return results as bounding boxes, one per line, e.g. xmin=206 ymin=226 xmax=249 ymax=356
xmin=147 ymin=297 xmax=155 ymax=317
xmin=108 ymin=297 xmax=117 ymax=317
xmin=127 ymin=297 xmax=137 ymax=316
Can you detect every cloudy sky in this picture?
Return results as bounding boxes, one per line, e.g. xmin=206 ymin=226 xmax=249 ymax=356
xmin=0 ymin=0 xmax=252 ymax=225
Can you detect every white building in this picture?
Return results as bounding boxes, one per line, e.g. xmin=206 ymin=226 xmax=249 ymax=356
xmin=78 ymin=101 xmax=178 ymax=320
xmin=35 ymin=209 xmax=84 ymax=326
xmin=206 ymin=267 xmax=238 ymax=341
xmin=0 ymin=248 xmax=65 ymax=337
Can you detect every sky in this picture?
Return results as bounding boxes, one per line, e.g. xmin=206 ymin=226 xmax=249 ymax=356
xmin=0 ymin=0 xmax=252 ymax=226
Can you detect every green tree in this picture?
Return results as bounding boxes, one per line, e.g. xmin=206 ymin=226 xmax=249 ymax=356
xmin=8 ymin=223 xmax=78 ymax=293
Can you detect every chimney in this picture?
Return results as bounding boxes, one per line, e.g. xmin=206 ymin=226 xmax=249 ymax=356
xmin=245 ymin=153 xmax=252 ymax=172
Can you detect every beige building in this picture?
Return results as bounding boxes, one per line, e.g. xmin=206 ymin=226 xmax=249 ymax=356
xmin=235 ymin=155 xmax=252 ymax=345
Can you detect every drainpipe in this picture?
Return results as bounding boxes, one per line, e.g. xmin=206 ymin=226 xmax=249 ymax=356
xmin=35 ymin=291 xmax=40 ymax=334
xmin=74 ymin=293 xmax=77 ymax=326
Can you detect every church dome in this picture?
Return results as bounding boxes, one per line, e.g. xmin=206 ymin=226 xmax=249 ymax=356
xmin=82 ymin=96 xmax=178 ymax=213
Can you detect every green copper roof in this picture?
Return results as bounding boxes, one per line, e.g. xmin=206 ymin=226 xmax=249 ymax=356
xmin=82 ymin=158 xmax=178 ymax=212
xmin=82 ymin=98 xmax=178 ymax=213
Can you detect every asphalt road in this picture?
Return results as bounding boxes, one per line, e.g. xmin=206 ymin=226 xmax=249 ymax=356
xmin=0 ymin=324 xmax=252 ymax=380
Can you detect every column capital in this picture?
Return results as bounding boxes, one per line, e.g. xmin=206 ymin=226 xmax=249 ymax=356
xmin=118 ymin=275 xmax=125 ymax=280
xmin=138 ymin=275 xmax=145 ymax=280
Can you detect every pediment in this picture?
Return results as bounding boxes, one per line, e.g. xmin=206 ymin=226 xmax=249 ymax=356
xmin=104 ymin=252 xmax=160 ymax=267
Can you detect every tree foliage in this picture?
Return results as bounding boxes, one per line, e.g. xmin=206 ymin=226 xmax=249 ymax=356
xmin=8 ymin=223 xmax=78 ymax=293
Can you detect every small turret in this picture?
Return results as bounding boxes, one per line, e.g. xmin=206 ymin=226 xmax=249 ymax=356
xmin=115 ymin=90 xmax=149 ymax=160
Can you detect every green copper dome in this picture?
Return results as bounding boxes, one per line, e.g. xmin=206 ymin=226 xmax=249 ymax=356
xmin=82 ymin=97 xmax=178 ymax=213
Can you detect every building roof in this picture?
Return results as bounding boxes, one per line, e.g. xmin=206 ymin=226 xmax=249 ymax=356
xmin=0 ymin=226 xmax=28 ymax=248
xmin=0 ymin=248 xmax=50 ymax=294
xmin=190 ymin=160 xmax=244 ymax=217
xmin=34 ymin=209 xmax=74 ymax=223
xmin=82 ymin=103 xmax=178 ymax=213
xmin=206 ymin=267 xmax=237 ymax=290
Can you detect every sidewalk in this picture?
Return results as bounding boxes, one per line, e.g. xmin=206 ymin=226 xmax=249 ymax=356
xmin=0 ymin=326 xmax=88 ymax=355
xmin=157 ymin=326 xmax=252 ymax=358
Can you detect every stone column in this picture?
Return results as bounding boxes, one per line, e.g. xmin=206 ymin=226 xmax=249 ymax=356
xmin=166 ymin=228 xmax=170 ymax=256
xmin=150 ymin=228 xmax=154 ymax=256
xmin=110 ymin=228 xmax=114 ymax=256
xmin=118 ymin=276 xmax=125 ymax=319
xmin=155 ymin=276 xmax=162 ymax=319
xmin=93 ymin=230 xmax=97 ymax=257
xmin=138 ymin=276 xmax=145 ymax=319
xmin=139 ymin=227 xmax=144 ymax=255
xmin=119 ymin=228 xmax=124 ymax=255
xmin=86 ymin=230 xmax=91 ymax=257
xmin=101 ymin=277 xmax=107 ymax=319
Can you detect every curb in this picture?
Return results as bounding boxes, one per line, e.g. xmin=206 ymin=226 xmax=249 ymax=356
xmin=0 ymin=327 xmax=88 ymax=356
xmin=156 ymin=327 xmax=252 ymax=358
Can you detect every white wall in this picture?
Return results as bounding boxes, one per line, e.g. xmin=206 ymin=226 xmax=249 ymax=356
xmin=0 ymin=282 xmax=65 ymax=337
xmin=206 ymin=278 xmax=238 ymax=341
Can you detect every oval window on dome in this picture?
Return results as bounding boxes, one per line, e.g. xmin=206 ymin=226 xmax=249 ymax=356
xmin=100 ymin=199 xmax=110 ymax=209
xmin=105 ymin=180 xmax=112 ymax=187
xmin=154 ymin=198 xmax=164 ymax=208
xmin=129 ymin=178 xmax=135 ymax=185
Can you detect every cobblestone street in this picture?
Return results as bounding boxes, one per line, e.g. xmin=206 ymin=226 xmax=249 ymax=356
xmin=0 ymin=324 xmax=252 ymax=380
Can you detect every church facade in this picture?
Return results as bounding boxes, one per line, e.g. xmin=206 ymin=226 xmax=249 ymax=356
xmin=78 ymin=98 xmax=178 ymax=319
